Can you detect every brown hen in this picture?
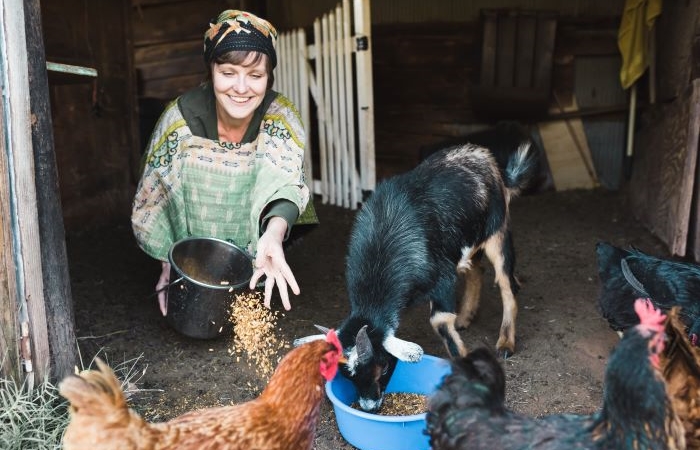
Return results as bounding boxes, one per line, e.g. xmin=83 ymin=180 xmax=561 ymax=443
xmin=59 ymin=330 xmax=344 ymax=450
xmin=663 ymin=307 xmax=700 ymax=449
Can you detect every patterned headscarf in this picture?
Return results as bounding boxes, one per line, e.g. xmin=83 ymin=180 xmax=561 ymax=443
xmin=203 ymin=10 xmax=278 ymax=68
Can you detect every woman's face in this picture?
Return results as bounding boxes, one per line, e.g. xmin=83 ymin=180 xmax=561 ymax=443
xmin=212 ymin=54 xmax=269 ymax=123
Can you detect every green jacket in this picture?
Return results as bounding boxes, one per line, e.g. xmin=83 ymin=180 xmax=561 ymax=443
xmin=132 ymin=83 xmax=316 ymax=261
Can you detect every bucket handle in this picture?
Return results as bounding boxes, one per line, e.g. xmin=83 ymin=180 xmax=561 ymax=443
xmin=147 ymin=276 xmax=184 ymax=298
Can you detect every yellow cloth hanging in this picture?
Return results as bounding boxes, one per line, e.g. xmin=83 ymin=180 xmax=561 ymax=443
xmin=617 ymin=0 xmax=662 ymax=89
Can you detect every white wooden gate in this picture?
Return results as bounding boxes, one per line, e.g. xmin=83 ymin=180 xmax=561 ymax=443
xmin=277 ymin=0 xmax=375 ymax=209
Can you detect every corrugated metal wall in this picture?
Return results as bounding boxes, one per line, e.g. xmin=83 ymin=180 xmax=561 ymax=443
xmin=574 ymin=56 xmax=627 ymax=190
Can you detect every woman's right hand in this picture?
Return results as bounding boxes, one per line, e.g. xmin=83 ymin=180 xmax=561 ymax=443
xmin=156 ymin=261 xmax=171 ymax=316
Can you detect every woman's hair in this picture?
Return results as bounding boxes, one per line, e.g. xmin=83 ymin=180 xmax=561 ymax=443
xmin=208 ymin=50 xmax=275 ymax=90
xmin=203 ymin=10 xmax=278 ymax=91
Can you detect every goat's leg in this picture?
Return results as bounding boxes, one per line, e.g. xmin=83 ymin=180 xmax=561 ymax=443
xmin=455 ymin=250 xmax=484 ymax=330
xmin=430 ymin=310 xmax=468 ymax=358
xmin=483 ymin=230 xmax=518 ymax=359
xmin=429 ymin=276 xmax=468 ymax=358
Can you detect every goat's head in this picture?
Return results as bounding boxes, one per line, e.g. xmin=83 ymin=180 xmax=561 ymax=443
xmin=295 ymin=322 xmax=423 ymax=412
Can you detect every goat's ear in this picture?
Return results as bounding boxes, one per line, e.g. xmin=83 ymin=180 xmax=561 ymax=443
xmin=293 ymin=324 xmax=335 ymax=347
xmin=356 ymin=325 xmax=373 ymax=364
xmin=314 ymin=324 xmax=332 ymax=334
xmin=383 ymin=335 xmax=423 ymax=362
xmin=293 ymin=334 xmax=325 ymax=347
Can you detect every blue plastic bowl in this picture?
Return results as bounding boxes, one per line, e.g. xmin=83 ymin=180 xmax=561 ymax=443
xmin=325 ymin=354 xmax=451 ymax=450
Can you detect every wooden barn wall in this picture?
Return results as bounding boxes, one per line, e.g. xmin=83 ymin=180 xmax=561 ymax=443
xmin=41 ymin=0 xmax=138 ymax=231
xmin=629 ymin=1 xmax=700 ymax=259
xmin=267 ymin=0 xmax=623 ymax=30
xmin=131 ymin=0 xmax=263 ymax=151
xmin=132 ymin=0 xmax=260 ymax=100
xmin=132 ymin=1 xmax=625 ymax=180
xmin=368 ymin=15 xmax=622 ymax=179
xmin=272 ymin=0 xmax=624 ymax=179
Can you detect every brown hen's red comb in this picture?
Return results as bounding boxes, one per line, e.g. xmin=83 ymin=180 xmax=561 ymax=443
xmin=633 ymin=298 xmax=666 ymax=332
xmin=325 ymin=329 xmax=343 ymax=354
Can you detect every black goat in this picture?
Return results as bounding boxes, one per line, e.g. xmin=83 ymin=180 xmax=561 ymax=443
xmin=297 ymin=143 xmax=537 ymax=412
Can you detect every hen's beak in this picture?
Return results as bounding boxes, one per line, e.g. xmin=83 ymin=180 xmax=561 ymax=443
xmin=338 ymin=355 xmax=348 ymax=365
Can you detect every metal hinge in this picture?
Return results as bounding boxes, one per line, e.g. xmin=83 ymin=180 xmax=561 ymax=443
xmin=356 ymin=36 xmax=369 ymax=51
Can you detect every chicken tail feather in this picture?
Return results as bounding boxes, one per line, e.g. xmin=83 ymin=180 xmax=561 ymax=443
xmin=59 ymin=357 xmax=129 ymax=417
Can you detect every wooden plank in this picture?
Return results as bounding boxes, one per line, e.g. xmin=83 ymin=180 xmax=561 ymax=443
xmin=137 ymin=55 xmax=205 ymax=82
xmin=354 ymin=0 xmax=376 ymax=191
xmin=139 ymin=73 xmax=204 ymax=99
xmin=4 ymin=0 xmax=50 ymax=383
xmin=479 ymin=11 xmax=497 ymax=86
xmin=515 ymin=13 xmax=536 ymax=88
xmin=375 ymin=68 xmax=470 ymax=104
xmin=496 ymin=12 xmax=516 ymax=87
xmin=537 ymin=97 xmax=596 ymax=191
xmin=630 ymin=79 xmax=700 ymax=256
xmin=25 ymin=0 xmax=80 ymax=381
xmin=46 ymin=62 xmax=97 ymax=78
xmin=373 ymin=35 xmax=474 ymax=68
xmin=131 ymin=0 xmax=228 ymax=46
xmin=669 ymin=79 xmax=699 ymax=255
xmin=0 ymin=67 xmax=21 ymax=382
xmin=134 ymin=39 xmax=201 ymax=64
xmin=533 ymin=15 xmax=557 ymax=89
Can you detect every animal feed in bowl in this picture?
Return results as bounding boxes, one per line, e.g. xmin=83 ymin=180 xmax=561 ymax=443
xmin=351 ymin=392 xmax=427 ymax=416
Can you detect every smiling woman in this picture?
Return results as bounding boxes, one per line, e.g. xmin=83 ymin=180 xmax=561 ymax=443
xmin=212 ymin=55 xmax=269 ymax=142
xmin=131 ymin=9 xmax=318 ymax=326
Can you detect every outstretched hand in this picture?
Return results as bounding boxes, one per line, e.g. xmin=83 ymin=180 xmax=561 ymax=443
xmin=249 ymin=217 xmax=300 ymax=310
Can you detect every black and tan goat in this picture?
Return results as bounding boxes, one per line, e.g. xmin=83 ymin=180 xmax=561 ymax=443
xmin=297 ymin=143 xmax=537 ymax=411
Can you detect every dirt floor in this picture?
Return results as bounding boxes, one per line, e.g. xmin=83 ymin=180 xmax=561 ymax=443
xmin=67 ymin=186 xmax=668 ymax=449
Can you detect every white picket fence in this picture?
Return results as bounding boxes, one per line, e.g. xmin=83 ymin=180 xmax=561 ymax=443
xmin=277 ymin=0 xmax=375 ymax=209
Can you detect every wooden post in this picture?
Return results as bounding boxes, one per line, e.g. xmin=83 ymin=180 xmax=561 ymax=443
xmin=321 ymin=14 xmax=335 ymax=203
xmin=342 ymin=0 xmax=358 ymax=208
xmin=0 ymin=0 xmax=50 ymax=384
xmin=297 ymin=29 xmax=313 ymax=188
xmin=314 ymin=18 xmax=329 ymax=203
xmin=0 ymin=76 xmax=21 ymax=383
xmin=24 ymin=0 xmax=78 ymax=381
xmin=354 ymin=0 xmax=376 ymax=192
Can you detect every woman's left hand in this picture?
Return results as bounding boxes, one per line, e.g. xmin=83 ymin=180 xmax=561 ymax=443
xmin=249 ymin=217 xmax=300 ymax=310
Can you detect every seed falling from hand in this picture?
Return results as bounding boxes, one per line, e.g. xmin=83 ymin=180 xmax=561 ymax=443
xmin=229 ymin=291 xmax=289 ymax=380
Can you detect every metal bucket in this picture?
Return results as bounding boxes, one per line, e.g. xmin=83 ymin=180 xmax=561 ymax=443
xmin=165 ymin=237 xmax=253 ymax=339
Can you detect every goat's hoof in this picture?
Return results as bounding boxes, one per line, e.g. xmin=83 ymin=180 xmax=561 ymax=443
xmin=496 ymin=335 xmax=515 ymax=359
xmin=497 ymin=347 xmax=514 ymax=360
xmin=455 ymin=320 xmax=471 ymax=331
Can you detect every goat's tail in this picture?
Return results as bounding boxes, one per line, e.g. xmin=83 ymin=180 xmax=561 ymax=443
xmin=503 ymin=142 xmax=538 ymax=195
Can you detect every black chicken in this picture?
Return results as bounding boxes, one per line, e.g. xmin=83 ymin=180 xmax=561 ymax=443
xmin=596 ymin=241 xmax=700 ymax=345
xmin=425 ymin=299 xmax=686 ymax=450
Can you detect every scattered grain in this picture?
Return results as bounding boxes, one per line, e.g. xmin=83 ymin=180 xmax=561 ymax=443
xmin=229 ymin=291 xmax=290 ymax=380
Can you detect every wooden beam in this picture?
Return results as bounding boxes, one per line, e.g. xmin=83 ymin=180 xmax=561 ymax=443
xmin=1 ymin=0 xmax=50 ymax=383
xmin=25 ymin=0 xmax=79 ymax=381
